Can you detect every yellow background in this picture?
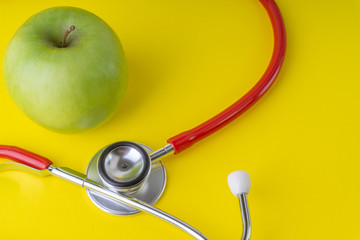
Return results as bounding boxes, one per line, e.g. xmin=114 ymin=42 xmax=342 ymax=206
xmin=0 ymin=0 xmax=359 ymax=239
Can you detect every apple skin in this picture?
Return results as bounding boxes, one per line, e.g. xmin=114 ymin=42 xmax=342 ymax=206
xmin=3 ymin=6 xmax=127 ymax=133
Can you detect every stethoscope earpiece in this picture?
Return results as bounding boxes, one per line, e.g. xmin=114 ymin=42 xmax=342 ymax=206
xmin=228 ymin=170 xmax=251 ymax=196
xmin=228 ymin=171 xmax=251 ymax=240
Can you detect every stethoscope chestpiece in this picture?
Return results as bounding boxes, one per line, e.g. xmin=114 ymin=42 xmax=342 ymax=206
xmin=97 ymin=141 xmax=151 ymax=193
xmin=85 ymin=141 xmax=167 ymax=215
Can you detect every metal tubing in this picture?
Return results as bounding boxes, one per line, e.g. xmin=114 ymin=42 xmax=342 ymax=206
xmin=49 ymin=165 xmax=208 ymax=240
xmin=49 ymin=166 xmax=87 ymax=186
xmin=150 ymin=144 xmax=174 ymax=163
xmin=238 ymin=193 xmax=251 ymax=240
xmin=84 ymin=179 xmax=208 ymax=240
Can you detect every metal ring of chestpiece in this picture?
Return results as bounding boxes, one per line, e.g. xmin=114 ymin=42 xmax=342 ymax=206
xmin=86 ymin=141 xmax=167 ymax=215
xmin=98 ymin=141 xmax=151 ymax=191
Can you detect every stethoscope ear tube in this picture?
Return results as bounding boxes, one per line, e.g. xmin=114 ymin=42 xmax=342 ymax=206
xmin=167 ymin=0 xmax=286 ymax=154
xmin=228 ymin=170 xmax=251 ymax=240
xmin=0 ymin=145 xmax=53 ymax=170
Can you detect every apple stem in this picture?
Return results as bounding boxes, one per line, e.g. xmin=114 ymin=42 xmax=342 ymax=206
xmin=61 ymin=25 xmax=76 ymax=48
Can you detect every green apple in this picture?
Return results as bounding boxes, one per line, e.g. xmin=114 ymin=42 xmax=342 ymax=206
xmin=3 ymin=6 xmax=127 ymax=133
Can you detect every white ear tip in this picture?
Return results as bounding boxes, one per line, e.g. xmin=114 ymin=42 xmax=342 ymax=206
xmin=228 ymin=170 xmax=251 ymax=196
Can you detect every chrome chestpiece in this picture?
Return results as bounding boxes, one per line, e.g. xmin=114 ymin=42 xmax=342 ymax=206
xmin=98 ymin=142 xmax=151 ymax=192
xmin=85 ymin=141 xmax=167 ymax=215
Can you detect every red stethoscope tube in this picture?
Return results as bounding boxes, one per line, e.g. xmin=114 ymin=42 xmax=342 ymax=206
xmin=0 ymin=145 xmax=52 ymax=170
xmin=167 ymin=0 xmax=286 ymax=154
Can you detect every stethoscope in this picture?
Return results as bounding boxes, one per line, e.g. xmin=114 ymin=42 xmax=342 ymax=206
xmin=0 ymin=0 xmax=286 ymax=239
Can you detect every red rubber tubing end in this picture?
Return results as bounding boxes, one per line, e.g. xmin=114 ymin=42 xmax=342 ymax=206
xmin=0 ymin=145 xmax=53 ymax=170
xmin=167 ymin=0 xmax=286 ymax=154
